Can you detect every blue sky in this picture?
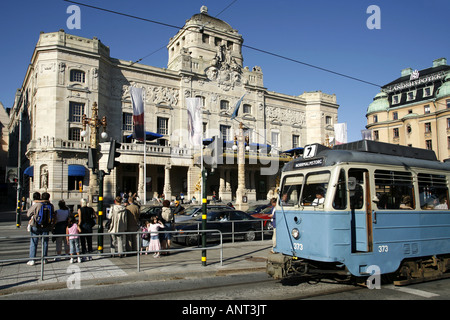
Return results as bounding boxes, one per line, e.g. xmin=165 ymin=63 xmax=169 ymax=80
xmin=1 ymin=0 xmax=449 ymax=142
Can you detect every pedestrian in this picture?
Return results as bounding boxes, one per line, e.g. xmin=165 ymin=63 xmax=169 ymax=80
xmin=140 ymin=220 xmax=150 ymax=254
xmin=160 ymin=199 xmax=173 ymax=254
xmin=66 ymin=215 xmax=82 ymax=263
xmin=126 ymin=196 xmax=141 ymax=252
xmin=53 ymin=200 xmax=70 ymax=260
xmin=26 ymin=192 xmax=55 ymax=265
xmin=268 ymin=198 xmax=277 ymax=253
xmin=148 ymin=215 xmax=164 ymax=258
xmin=173 ymin=200 xmax=185 ymax=216
xmin=78 ymin=198 xmax=97 ymax=260
xmin=108 ymin=196 xmax=128 ymax=257
xmin=26 ymin=192 xmax=41 ymax=233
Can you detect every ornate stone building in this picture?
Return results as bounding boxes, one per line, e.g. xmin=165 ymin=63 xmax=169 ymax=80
xmin=9 ymin=7 xmax=339 ymax=207
xmin=366 ymin=58 xmax=450 ymax=161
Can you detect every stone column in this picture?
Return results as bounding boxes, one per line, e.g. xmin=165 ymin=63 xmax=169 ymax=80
xmin=163 ymin=162 xmax=172 ymax=201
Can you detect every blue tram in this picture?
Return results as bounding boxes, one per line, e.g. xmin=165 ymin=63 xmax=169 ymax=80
xmin=267 ymin=140 xmax=450 ymax=285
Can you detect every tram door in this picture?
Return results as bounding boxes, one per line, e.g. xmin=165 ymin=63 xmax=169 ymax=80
xmin=349 ymin=169 xmax=373 ymax=253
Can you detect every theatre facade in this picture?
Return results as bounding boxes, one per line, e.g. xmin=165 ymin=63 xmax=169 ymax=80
xmin=9 ymin=7 xmax=339 ymax=207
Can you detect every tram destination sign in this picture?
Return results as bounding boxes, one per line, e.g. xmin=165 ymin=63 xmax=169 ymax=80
xmin=294 ymin=158 xmax=324 ymax=169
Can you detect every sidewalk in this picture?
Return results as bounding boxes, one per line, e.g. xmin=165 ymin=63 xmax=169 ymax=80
xmin=0 ymin=239 xmax=272 ymax=295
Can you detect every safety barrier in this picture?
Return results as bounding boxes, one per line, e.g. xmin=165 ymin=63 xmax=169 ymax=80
xmin=0 ymin=229 xmax=223 ymax=281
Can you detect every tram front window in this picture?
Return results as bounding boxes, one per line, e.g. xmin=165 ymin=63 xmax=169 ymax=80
xmin=280 ymin=174 xmax=303 ymax=206
xmin=301 ymin=172 xmax=330 ymax=206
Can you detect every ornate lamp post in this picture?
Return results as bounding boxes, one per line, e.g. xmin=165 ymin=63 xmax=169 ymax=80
xmin=232 ymin=122 xmax=250 ymax=210
xmin=81 ymin=102 xmax=108 ymax=252
xmin=81 ymin=102 xmax=107 ymax=202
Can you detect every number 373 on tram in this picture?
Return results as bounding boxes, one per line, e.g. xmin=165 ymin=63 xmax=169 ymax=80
xmin=267 ymin=140 xmax=450 ymax=285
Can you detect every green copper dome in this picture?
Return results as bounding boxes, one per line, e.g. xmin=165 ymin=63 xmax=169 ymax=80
xmin=436 ymin=73 xmax=450 ymax=99
xmin=367 ymin=92 xmax=389 ymax=115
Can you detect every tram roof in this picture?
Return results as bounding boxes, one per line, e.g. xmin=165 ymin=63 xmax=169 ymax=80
xmin=283 ymin=140 xmax=450 ymax=172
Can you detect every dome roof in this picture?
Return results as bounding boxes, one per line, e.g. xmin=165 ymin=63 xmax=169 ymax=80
xmin=436 ymin=73 xmax=450 ymax=99
xmin=185 ymin=6 xmax=234 ymax=33
xmin=367 ymin=91 xmax=389 ymax=114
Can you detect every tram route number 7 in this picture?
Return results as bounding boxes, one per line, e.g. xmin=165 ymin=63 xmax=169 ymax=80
xmin=303 ymin=145 xmax=318 ymax=159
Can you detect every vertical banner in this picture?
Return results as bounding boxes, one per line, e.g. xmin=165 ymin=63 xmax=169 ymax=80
xmin=186 ymin=97 xmax=203 ymax=148
xmin=361 ymin=129 xmax=373 ymax=140
xmin=334 ymin=123 xmax=348 ymax=145
xmin=230 ymin=93 xmax=246 ymax=120
xmin=130 ymin=86 xmax=145 ymax=141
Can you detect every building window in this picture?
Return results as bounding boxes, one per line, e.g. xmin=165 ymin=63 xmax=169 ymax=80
xmin=271 ymin=132 xmax=279 ymax=148
xmin=202 ymin=122 xmax=207 ymax=138
xmin=220 ymin=100 xmax=229 ymax=110
xmin=373 ymin=130 xmax=379 ymax=140
xmin=373 ymin=115 xmax=378 ymax=123
xmin=70 ymin=69 xmax=85 ymax=83
xmin=425 ymin=122 xmax=432 ymax=133
xmin=447 ymin=118 xmax=450 ymax=129
xmin=425 ymin=140 xmax=432 ymax=150
xmin=407 ymin=124 xmax=412 ymax=134
xmin=393 ymin=112 xmax=398 ymax=120
xmin=220 ymin=125 xmax=231 ymax=141
xmin=195 ymin=95 xmax=205 ymax=107
xmin=423 ymin=87 xmax=433 ymax=98
xmin=406 ymin=90 xmax=416 ymax=101
xmin=392 ymin=94 xmax=400 ymax=105
xmin=424 ymin=105 xmax=430 ymax=114
xmin=243 ymin=104 xmax=251 ymax=114
xmin=292 ymin=135 xmax=300 ymax=148
xmin=69 ymin=102 xmax=84 ymax=123
xmin=393 ymin=128 xmax=399 ymax=138
xmin=157 ymin=117 xmax=169 ymax=135
xmin=69 ymin=128 xmax=82 ymax=141
xmin=325 ymin=116 xmax=332 ymax=125
xmin=448 ymin=137 xmax=450 ymax=149
xmin=447 ymin=99 xmax=450 ymax=109
xmin=123 ymin=112 xmax=132 ymax=131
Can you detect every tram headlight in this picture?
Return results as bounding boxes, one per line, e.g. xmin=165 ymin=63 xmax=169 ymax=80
xmin=291 ymin=228 xmax=300 ymax=240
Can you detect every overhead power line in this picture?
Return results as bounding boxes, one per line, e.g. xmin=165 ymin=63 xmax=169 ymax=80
xmin=63 ymin=0 xmax=381 ymax=88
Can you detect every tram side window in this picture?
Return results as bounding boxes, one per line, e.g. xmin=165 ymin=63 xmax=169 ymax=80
xmin=374 ymin=170 xmax=414 ymax=210
xmin=301 ymin=172 xmax=330 ymax=206
xmin=418 ymin=173 xmax=449 ymax=210
xmin=280 ymin=174 xmax=303 ymax=206
xmin=333 ymin=169 xmax=347 ymax=210
xmin=348 ymin=169 xmax=366 ymax=210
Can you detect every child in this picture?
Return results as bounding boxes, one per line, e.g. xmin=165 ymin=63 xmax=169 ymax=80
xmin=140 ymin=221 xmax=150 ymax=255
xmin=66 ymin=216 xmax=82 ymax=263
xmin=148 ymin=216 xmax=164 ymax=258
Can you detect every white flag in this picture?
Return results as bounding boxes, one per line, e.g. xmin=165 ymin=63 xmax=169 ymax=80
xmin=130 ymin=86 xmax=145 ymax=141
xmin=186 ymin=97 xmax=203 ymax=147
xmin=334 ymin=123 xmax=347 ymax=145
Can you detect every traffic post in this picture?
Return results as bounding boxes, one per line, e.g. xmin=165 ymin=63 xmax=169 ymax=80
xmin=107 ymin=140 xmax=121 ymax=171
xmin=201 ymin=168 xmax=207 ymax=266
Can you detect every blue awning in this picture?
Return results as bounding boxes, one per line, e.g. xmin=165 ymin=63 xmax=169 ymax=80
xmin=282 ymin=147 xmax=304 ymax=155
xmin=68 ymin=165 xmax=86 ymax=177
xmin=126 ymin=131 xmax=163 ymax=141
xmin=24 ymin=166 xmax=34 ymax=177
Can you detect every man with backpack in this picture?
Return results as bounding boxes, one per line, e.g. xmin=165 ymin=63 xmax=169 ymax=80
xmin=26 ymin=192 xmax=55 ymax=265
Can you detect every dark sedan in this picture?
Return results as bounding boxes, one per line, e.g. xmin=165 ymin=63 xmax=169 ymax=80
xmin=139 ymin=205 xmax=175 ymax=224
xmin=174 ymin=210 xmax=262 ymax=246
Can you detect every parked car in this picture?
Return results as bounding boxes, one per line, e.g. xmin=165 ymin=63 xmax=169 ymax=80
xmin=139 ymin=205 xmax=175 ymax=224
xmin=175 ymin=204 xmax=234 ymax=223
xmin=246 ymin=204 xmax=270 ymax=215
xmin=250 ymin=206 xmax=273 ymax=231
xmin=174 ymin=210 xmax=261 ymax=246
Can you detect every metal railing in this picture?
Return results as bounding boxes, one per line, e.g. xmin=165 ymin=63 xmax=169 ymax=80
xmin=0 ymin=229 xmax=223 ymax=281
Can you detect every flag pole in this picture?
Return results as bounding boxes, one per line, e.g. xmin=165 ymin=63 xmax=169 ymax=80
xmin=143 ymin=92 xmax=147 ymax=205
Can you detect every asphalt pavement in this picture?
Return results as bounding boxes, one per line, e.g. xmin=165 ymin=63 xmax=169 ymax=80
xmin=0 ymin=210 xmax=272 ymax=295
